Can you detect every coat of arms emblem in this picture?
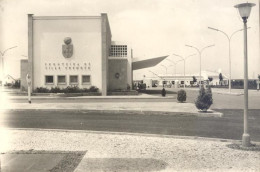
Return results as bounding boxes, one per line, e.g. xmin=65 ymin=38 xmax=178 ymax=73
xmin=62 ymin=37 xmax=73 ymax=58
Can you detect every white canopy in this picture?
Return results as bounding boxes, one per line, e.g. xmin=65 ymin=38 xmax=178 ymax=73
xmin=132 ymin=55 xmax=168 ymax=70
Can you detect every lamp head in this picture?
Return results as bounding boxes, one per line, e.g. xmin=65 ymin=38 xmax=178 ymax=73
xmin=185 ymin=44 xmax=192 ymax=48
xmin=234 ymin=3 xmax=255 ymax=21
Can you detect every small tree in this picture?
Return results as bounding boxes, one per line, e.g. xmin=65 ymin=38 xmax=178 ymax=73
xmin=161 ymin=87 xmax=166 ymax=97
xmin=219 ymin=73 xmax=223 ymax=86
xmin=192 ymin=76 xmax=197 ymax=83
xmin=177 ymin=89 xmax=186 ymax=103
xmin=208 ymin=77 xmax=213 ymax=82
xmin=195 ymin=86 xmax=213 ymax=112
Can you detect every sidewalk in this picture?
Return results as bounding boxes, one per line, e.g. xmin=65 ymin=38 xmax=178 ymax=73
xmin=2 ymin=93 xmax=175 ymax=100
xmin=1 ymin=100 xmax=223 ymax=117
xmin=1 ymin=129 xmax=260 ymax=171
xmin=0 ymin=87 xmax=224 ymax=117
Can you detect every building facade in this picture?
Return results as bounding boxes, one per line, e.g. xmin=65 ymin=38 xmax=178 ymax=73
xmin=143 ymin=70 xmax=229 ymax=87
xmin=21 ymin=14 xmax=133 ymax=95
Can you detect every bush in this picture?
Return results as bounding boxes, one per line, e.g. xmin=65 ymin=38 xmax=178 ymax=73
xmin=177 ymin=89 xmax=186 ymax=102
xmin=195 ymin=86 xmax=213 ymax=112
xmin=35 ymin=87 xmax=49 ymax=93
xmin=34 ymin=86 xmax=99 ymax=93
xmin=127 ymin=84 xmax=131 ymax=90
xmin=161 ymin=88 xmax=166 ymax=97
xmin=63 ymin=86 xmax=81 ymax=93
xmin=89 ymin=86 xmax=99 ymax=92
xmin=4 ymin=83 xmax=12 ymax=87
xmin=50 ymin=87 xmax=62 ymax=93
xmin=12 ymin=80 xmax=20 ymax=88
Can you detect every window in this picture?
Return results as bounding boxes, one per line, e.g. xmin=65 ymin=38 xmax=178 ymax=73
xmin=181 ymin=81 xmax=184 ymax=84
xmin=58 ymin=75 xmax=66 ymax=84
xmin=109 ymin=45 xmax=127 ymax=57
xmin=70 ymin=75 xmax=78 ymax=84
xmin=45 ymin=75 xmax=54 ymax=84
xmin=82 ymin=75 xmax=91 ymax=84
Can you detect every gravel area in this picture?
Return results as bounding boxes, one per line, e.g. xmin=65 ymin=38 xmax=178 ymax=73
xmin=1 ymin=129 xmax=260 ymax=171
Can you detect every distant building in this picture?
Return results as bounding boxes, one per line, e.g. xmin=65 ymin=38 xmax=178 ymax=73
xmin=4 ymin=74 xmax=17 ymax=85
xmin=143 ymin=70 xmax=229 ymax=87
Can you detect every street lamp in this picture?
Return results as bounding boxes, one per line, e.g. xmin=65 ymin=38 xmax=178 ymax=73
xmin=166 ymin=59 xmax=182 ymax=76
xmin=161 ymin=64 xmax=168 ymax=74
xmin=0 ymin=46 xmax=18 ymax=85
xmin=172 ymin=53 xmax=196 ymax=88
xmin=208 ymin=26 xmax=251 ymax=93
xmin=185 ymin=44 xmax=214 ymax=88
xmin=234 ymin=2 xmax=255 ymax=147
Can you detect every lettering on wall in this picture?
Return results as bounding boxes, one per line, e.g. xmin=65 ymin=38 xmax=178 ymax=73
xmin=44 ymin=62 xmax=91 ymax=70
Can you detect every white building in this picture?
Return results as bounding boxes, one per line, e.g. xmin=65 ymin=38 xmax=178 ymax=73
xmin=20 ymin=14 xmax=167 ymax=95
xmin=154 ymin=70 xmax=229 ymax=87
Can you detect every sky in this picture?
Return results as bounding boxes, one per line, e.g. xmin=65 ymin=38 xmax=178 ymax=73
xmin=0 ymin=0 xmax=259 ymax=80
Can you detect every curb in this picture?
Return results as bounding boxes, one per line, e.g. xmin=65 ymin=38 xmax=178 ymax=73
xmin=214 ymin=92 xmax=244 ymax=96
xmin=6 ymin=96 xmax=175 ymax=99
xmin=6 ymin=128 xmax=259 ymax=144
xmin=2 ymin=109 xmax=223 ymax=117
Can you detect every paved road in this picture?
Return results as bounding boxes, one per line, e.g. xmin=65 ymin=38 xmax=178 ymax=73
xmin=1 ymin=109 xmax=260 ymax=142
xmin=1 ymin=87 xmax=260 ymax=142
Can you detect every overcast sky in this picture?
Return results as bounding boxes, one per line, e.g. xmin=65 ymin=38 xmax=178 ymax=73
xmin=0 ymin=0 xmax=259 ymax=79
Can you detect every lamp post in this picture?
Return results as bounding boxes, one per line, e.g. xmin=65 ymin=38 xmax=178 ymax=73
xmin=185 ymin=44 xmax=214 ymax=88
xmin=161 ymin=64 xmax=168 ymax=74
xmin=208 ymin=27 xmax=251 ymax=93
xmin=166 ymin=59 xmax=182 ymax=76
xmin=172 ymin=53 xmax=196 ymax=88
xmin=234 ymin=2 xmax=255 ymax=147
xmin=0 ymin=46 xmax=18 ymax=86
xmin=26 ymin=74 xmax=32 ymax=104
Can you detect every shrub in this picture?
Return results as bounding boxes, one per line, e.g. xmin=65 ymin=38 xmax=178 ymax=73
xmin=177 ymin=89 xmax=186 ymax=102
xmin=12 ymin=80 xmax=20 ymax=88
xmin=63 ymin=86 xmax=81 ymax=93
xmin=127 ymin=84 xmax=131 ymax=90
xmin=195 ymin=86 xmax=213 ymax=112
xmin=89 ymin=86 xmax=99 ymax=92
xmin=161 ymin=88 xmax=166 ymax=97
xmin=35 ymin=86 xmax=99 ymax=93
xmin=35 ymin=87 xmax=50 ymax=93
xmin=4 ymin=83 xmax=12 ymax=87
xmin=50 ymin=87 xmax=62 ymax=93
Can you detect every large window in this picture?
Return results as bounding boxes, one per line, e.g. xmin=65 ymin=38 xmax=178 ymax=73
xmin=70 ymin=75 xmax=78 ymax=84
xmin=45 ymin=75 xmax=54 ymax=84
xmin=82 ymin=75 xmax=91 ymax=84
xmin=109 ymin=45 xmax=127 ymax=57
xmin=58 ymin=75 xmax=66 ymax=84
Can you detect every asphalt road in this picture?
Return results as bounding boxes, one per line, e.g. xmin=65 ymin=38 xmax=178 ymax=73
xmin=1 ymin=109 xmax=260 ymax=142
xmin=1 ymin=87 xmax=260 ymax=142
